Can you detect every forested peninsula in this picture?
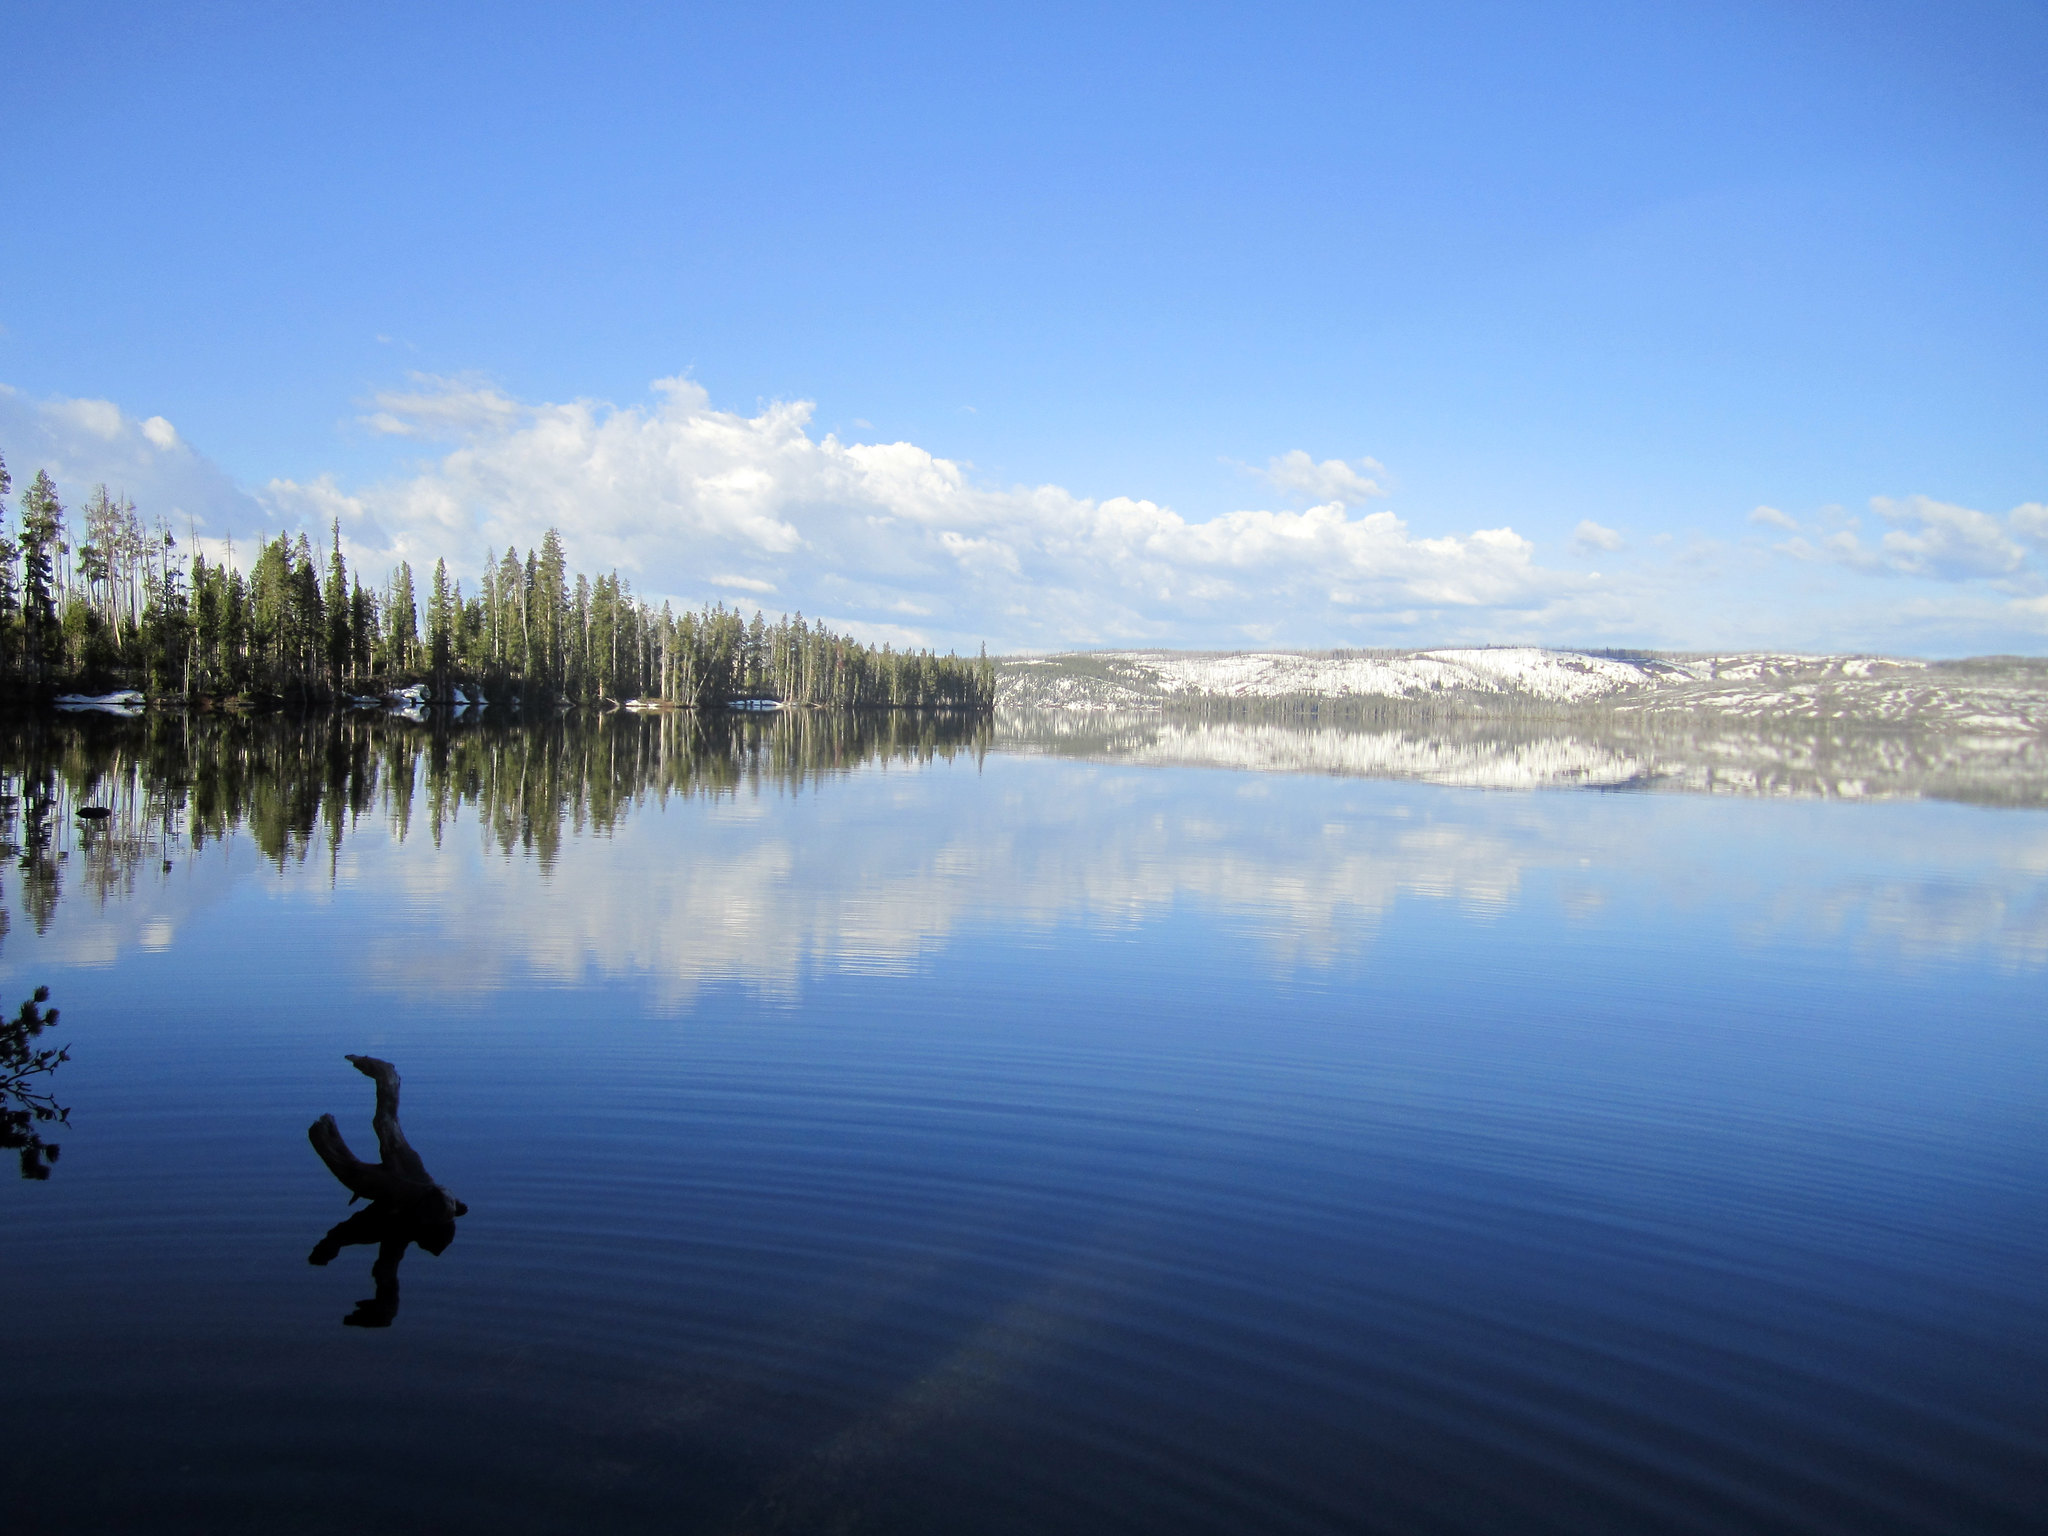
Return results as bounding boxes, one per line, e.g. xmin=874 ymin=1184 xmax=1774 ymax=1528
xmin=0 ymin=455 xmax=994 ymax=712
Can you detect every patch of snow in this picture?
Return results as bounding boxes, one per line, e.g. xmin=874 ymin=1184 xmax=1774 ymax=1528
xmin=1073 ymin=647 xmax=1693 ymax=705
xmin=996 ymin=649 xmax=2022 ymax=739
xmin=1099 ymin=720 xmax=1655 ymax=789
xmin=55 ymin=689 xmax=146 ymax=715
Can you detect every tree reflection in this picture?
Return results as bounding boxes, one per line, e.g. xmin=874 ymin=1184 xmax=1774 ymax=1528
xmin=0 ymin=707 xmax=990 ymax=941
xmin=1 ymin=987 xmax=68 ymax=1178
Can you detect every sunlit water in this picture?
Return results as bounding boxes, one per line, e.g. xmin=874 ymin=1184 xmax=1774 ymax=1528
xmin=4 ymin=711 xmax=2045 ymax=1534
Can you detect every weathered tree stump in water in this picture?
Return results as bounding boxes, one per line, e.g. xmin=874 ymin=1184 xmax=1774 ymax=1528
xmin=309 ymin=1054 xmax=466 ymax=1217
xmin=307 ymin=1055 xmax=466 ymax=1327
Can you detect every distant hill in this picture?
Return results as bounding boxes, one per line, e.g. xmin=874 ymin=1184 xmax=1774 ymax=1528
xmin=996 ymin=649 xmax=2048 ymax=734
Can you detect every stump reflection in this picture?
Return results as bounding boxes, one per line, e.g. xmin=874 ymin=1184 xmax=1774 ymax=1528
xmin=308 ymin=1199 xmax=462 ymax=1328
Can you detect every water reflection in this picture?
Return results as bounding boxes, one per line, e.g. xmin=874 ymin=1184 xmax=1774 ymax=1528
xmin=0 ymin=708 xmax=988 ymax=935
xmin=307 ymin=1203 xmax=460 ymax=1328
xmin=0 ymin=986 xmax=67 ymax=1178
xmin=5 ymin=713 xmax=2045 ymax=1534
xmin=306 ymin=1055 xmax=467 ymax=1328
xmin=2 ymin=711 xmax=2044 ymax=1003
xmin=996 ymin=708 xmax=2048 ymax=803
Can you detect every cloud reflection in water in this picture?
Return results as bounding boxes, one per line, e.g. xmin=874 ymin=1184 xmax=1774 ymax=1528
xmin=2 ymin=711 xmax=2043 ymax=1003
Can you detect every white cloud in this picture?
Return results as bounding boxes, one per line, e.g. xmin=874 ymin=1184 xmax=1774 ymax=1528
xmin=263 ymin=375 xmax=1567 ymax=650
xmin=0 ymin=385 xmax=264 ymax=557
xmin=358 ymin=373 xmax=524 ymax=439
xmin=1872 ymin=495 xmax=2027 ymax=580
xmin=1255 ymin=450 xmax=1385 ymax=505
xmin=824 ymin=617 xmax=932 ymax=649
xmin=1780 ymin=526 xmax=1884 ymax=572
xmin=1772 ymin=496 xmax=2042 ymax=591
xmin=11 ymin=372 xmax=2046 ymax=653
xmin=1748 ymin=504 xmax=1798 ymax=531
xmin=1573 ymin=519 xmax=1625 ymax=553
xmin=50 ymin=397 xmax=125 ymax=440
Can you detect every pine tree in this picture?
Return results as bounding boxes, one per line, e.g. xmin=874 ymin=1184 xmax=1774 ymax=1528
xmin=250 ymin=535 xmax=289 ymax=680
xmin=18 ymin=471 xmax=64 ymax=684
xmin=496 ymin=546 xmax=524 ymax=676
xmin=291 ymin=532 xmax=323 ymax=687
xmin=0 ymin=453 xmax=16 ymax=670
xmin=430 ymin=558 xmax=452 ymax=687
xmin=350 ymin=579 xmax=375 ymax=682
xmin=388 ymin=562 xmax=419 ymax=674
xmin=537 ymin=529 xmax=568 ymax=695
xmin=143 ymin=519 xmax=189 ymax=693
xmin=570 ymin=572 xmax=591 ymax=698
xmin=324 ymin=521 xmax=352 ymax=689
xmin=191 ymin=550 xmax=220 ymax=689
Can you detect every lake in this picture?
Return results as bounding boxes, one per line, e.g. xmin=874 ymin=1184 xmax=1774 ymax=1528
xmin=4 ymin=709 xmax=2045 ymax=1534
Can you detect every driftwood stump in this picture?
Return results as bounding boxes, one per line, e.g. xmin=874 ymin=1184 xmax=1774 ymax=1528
xmin=307 ymin=1055 xmax=466 ymax=1327
xmin=309 ymin=1054 xmax=465 ymax=1215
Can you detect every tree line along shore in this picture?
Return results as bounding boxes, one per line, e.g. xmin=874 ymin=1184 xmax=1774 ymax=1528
xmin=0 ymin=455 xmax=996 ymax=713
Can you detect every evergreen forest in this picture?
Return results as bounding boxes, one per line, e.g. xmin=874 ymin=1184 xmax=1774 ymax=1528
xmin=0 ymin=454 xmax=995 ymax=712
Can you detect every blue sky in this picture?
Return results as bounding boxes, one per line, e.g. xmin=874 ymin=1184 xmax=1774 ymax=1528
xmin=2 ymin=1 xmax=2045 ymax=653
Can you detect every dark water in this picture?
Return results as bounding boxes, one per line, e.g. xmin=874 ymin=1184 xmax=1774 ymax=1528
xmin=4 ymin=710 xmax=2045 ymax=1534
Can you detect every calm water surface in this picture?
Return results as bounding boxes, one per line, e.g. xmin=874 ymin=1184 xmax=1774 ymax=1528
xmin=4 ymin=712 xmax=2045 ymax=1534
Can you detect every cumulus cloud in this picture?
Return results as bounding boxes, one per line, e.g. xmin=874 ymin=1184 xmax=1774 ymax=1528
xmin=0 ymin=385 xmax=262 ymax=553
xmin=1778 ymin=526 xmax=1884 ymax=572
xmin=49 ymin=397 xmax=125 ymax=440
xmin=1255 ymin=450 xmax=1386 ymax=505
xmin=262 ymin=375 xmax=1567 ymax=650
xmin=1773 ymin=496 xmax=2043 ymax=590
xmin=1872 ymin=495 xmax=2026 ymax=580
xmin=1573 ymin=519 xmax=1625 ymax=553
xmin=12 ymin=371 xmax=2044 ymax=653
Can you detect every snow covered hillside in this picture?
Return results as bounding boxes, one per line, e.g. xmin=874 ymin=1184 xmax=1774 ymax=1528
xmin=997 ymin=649 xmax=2047 ymax=733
